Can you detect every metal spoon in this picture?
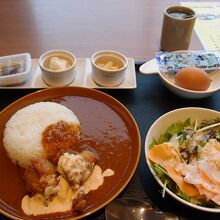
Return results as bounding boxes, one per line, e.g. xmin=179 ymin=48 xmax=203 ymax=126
xmin=105 ymin=198 xmax=179 ymax=220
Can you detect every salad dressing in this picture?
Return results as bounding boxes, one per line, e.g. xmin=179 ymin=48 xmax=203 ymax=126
xmin=21 ymin=165 xmax=114 ymax=216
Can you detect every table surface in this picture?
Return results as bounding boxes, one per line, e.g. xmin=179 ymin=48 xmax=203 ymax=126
xmin=0 ymin=0 xmax=219 ymax=62
xmin=0 ymin=1 xmax=220 ymax=220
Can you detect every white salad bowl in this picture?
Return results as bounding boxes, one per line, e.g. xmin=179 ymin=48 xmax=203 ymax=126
xmin=145 ymin=107 xmax=220 ymax=212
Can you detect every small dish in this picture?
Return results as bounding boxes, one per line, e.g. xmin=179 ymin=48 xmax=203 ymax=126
xmin=91 ymin=50 xmax=128 ymax=87
xmin=139 ymin=58 xmax=220 ymax=99
xmin=39 ymin=50 xmax=76 ymax=86
xmin=145 ymin=107 xmax=220 ymax=213
xmin=0 ymin=53 xmax=31 ymax=86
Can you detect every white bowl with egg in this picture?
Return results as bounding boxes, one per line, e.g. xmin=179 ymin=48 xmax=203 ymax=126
xmin=39 ymin=50 xmax=76 ymax=87
xmin=159 ymin=67 xmax=220 ymax=99
xmin=91 ymin=50 xmax=128 ymax=87
xmin=139 ymin=54 xmax=220 ymax=99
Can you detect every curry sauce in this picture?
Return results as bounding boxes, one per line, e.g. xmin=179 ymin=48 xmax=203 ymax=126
xmin=0 ymin=95 xmax=134 ymax=219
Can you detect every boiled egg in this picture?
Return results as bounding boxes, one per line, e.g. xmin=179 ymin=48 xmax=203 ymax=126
xmin=174 ymin=67 xmax=211 ymax=91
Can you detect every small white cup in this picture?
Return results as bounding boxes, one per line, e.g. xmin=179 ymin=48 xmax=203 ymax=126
xmin=91 ymin=50 xmax=128 ymax=87
xmin=39 ymin=50 xmax=76 ymax=86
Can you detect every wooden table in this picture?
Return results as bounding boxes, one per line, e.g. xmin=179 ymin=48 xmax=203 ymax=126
xmin=0 ymin=1 xmax=220 ymax=220
xmin=1 ymin=0 xmax=218 ymax=62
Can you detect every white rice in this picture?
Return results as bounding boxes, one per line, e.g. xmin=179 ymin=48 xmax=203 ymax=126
xmin=3 ymin=102 xmax=80 ymax=168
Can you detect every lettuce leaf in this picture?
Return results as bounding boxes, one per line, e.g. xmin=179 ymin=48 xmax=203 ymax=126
xmin=155 ymin=118 xmax=191 ymax=145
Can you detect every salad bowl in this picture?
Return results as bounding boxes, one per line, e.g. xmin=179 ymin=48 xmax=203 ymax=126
xmin=145 ymin=107 xmax=220 ymax=212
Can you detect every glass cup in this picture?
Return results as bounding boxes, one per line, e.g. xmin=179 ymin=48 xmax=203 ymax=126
xmin=160 ymin=6 xmax=196 ymax=51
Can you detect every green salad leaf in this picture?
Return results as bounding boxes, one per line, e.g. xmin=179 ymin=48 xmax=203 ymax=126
xmin=149 ymin=137 xmax=158 ymax=149
xmin=215 ymin=128 xmax=220 ymax=140
xmin=151 ymin=118 xmax=191 ymax=146
xmin=177 ymin=192 xmax=190 ymax=202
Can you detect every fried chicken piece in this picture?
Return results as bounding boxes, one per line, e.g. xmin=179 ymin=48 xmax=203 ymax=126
xmin=73 ymin=199 xmax=86 ymax=211
xmin=80 ymin=150 xmax=96 ymax=164
xmin=54 ymin=148 xmax=79 ymax=164
xmin=57 ymin=150 xmax=96 ymax=190
xmin=24 ymin=158 xmax=56 ymax=195
xmin=24 ymin=167 xmax=46 ymax=194
xmin=31 ymin=158 xmax=56 ymax=176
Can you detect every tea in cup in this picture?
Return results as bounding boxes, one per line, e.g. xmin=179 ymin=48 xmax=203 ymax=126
xmin=160 ymin=6 xmax=196 ymax=51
